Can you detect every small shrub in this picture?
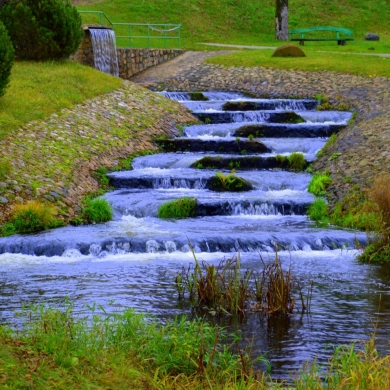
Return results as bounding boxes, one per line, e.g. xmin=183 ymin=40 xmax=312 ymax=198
xmin=308 ymin=172 xmax=332 ymax=196
xmin=11 ymin=200 xmax=59 ymax=233
xmin=307 ymin=198 xmax=329 ymax=225
xmin=0 ymin=20 xmax=14 ymax=98
xmin=1 ymin=0 xmax=83 ymax=60
xmin=82 ymin=197 xmax=113 ymax=223
xmin=158 ymin=197 xmax=197 ymax=219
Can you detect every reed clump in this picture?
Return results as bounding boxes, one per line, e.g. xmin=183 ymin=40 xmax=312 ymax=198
xmin=176 ymin=246 xmax=311 ymax=317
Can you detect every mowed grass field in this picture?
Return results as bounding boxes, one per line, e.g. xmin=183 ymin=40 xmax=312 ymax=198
xmin=74 ymin=0 xmax=390 ymax=50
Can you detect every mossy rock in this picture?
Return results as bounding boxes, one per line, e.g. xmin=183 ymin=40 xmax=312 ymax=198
xmin=233 ymin=124 xmax=268 ymax=138
xmin=222 ymin=101 xmax=259 ymax=111
xmin=278 ymin=111 xmax=305 ymax=123
xmin=191 ymin=155 xmax=308 ymax=171
xmin=272 ymin=44 xmax=306 ymax=57
xmin=207 ymin=173 xmax=253 ymax=192
xmin=189 ymin=92 xmax=209 ymax=101
xmin=155 ymin=138 xmax=270 ymax=154
xmin=158 ymin=197 xmax=197 ymax=219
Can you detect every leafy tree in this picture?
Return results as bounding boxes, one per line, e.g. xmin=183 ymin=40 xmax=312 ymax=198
xmin=0 ymin=0 xmax=83 ymax=60
xmin=0 ymin=19 xmax=14 ymax=97
xmin=0 ymin=0 xmax=20 ymax=10
xmin=275 ymin=0 xmax=288 ymax=40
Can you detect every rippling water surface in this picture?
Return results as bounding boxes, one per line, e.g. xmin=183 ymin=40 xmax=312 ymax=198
xmin=1 ymin=91 xmax=389 ymax=378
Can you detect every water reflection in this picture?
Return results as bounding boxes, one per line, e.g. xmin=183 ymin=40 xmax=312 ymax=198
xmin=0 ymin=250 xmax=389 ymax=378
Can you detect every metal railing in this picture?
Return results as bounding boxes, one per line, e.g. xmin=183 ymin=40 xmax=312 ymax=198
xmin=78 ymin=10 xmax=181 ymax=49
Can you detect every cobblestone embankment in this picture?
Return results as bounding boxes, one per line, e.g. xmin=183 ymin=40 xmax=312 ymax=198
xmin=0 ymin=80 xmax=195 ymax=224
xmin=132 ymin=51 xmax=390 ymax=206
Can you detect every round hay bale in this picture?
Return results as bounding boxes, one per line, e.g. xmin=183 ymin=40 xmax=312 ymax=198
xmin=272 ymin=44 xmax=306 ymax=57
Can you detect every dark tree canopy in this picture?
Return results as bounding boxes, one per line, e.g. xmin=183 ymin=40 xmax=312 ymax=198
xmin=275 ymin=0 xmax=289 ymax=41
xmin=0 ymin=0 xmax=83 ymax=60
xmin=0 ymin=19 xmax=14 ymax=97
xmin=0 ymin=0 xmax=20 ymax=10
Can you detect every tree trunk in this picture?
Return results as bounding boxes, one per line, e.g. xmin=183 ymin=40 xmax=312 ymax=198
xmin=275 ymin=0 xmax=289 ymax=41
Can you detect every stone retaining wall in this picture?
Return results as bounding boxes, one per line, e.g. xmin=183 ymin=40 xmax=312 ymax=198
xmin=117 ymin=48 xmax=183 ymax=79
xmin=71 ymin=27 xmax=183 ymax=78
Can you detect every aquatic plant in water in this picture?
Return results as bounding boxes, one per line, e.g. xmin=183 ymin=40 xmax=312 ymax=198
xmin=158 ymin=197 xmax=197 ymax=219
xmin=175 ymin=244 xmax=311 ymax=317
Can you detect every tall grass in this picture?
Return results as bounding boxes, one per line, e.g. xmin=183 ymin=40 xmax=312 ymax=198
xmin=176 ymin=245 xmax=310 ymax=316
xmin=0 ymin=301 xmax=270 ymax=389
xmin=294 ymin=337 xmax=390 ymax=389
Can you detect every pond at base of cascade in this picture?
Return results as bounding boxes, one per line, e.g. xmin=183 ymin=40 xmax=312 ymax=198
xmin=0 ymin=91 xmax=389 ymax=379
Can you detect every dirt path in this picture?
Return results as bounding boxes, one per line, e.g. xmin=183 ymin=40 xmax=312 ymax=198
xmin=130 ymin=50 xmax=232 ymax=84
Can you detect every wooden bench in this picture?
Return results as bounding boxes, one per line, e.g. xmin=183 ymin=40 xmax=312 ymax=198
xmin=289 ymin=26 xmax=354 ymax=46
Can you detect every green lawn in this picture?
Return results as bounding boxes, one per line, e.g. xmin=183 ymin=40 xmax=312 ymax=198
xmin=74 ymin=0 xmax=390 ymax=50
xmin=0 ymin=61 xmax=121 ymax=141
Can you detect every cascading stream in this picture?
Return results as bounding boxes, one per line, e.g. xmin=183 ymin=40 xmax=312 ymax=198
xmin=0 ymin=91 xmax=389 ymax=379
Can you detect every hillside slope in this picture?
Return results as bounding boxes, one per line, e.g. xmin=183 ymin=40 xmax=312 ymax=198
xmin=74 ymin=0 xmax=390 ymax=48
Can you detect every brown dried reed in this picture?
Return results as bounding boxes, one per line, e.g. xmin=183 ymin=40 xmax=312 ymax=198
xmin=366 ymin=173 xmax=390 ymax=239
xmin=175 ymin=243 xmax=311 ymax=317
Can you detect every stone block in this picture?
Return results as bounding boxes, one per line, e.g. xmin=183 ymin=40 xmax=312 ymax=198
xmin=365 ymin=33 xmax=380 ymax=41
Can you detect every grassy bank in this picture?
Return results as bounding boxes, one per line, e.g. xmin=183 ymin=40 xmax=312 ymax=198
xmin=207 ymin=48 xmax=390 ymax=77
xmin=74 ymin=0 xmax=390 ymax=49
xmin=0 ymin=303 xmax=271 ymax=389
xmin=1 ymin=302 xmax=389 ymax=389
xmin=0 ymin=61 xmax=122 ymax=141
